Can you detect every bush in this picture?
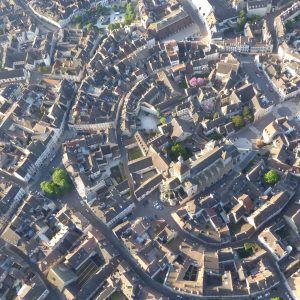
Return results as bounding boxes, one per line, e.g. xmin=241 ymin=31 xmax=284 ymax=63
xmin=264 ymin=169 xmax=279 ymax=185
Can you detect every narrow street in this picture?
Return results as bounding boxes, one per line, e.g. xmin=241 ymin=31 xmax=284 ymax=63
xmin=49 ymin=186 xmax=281 ymax=300
xmin=14 ymin=0 xmax=59 ymax=33
xmin=2 ymin=1 xmax=298 ymax=299
xmin=2 ymin=241 xmax=62 ymax=300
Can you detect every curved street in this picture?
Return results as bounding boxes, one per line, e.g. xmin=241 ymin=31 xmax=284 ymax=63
xmin=2 ymin=1 xmax=298 ymax=298
xmin=14 ymin=0 xmax=59 ymax=33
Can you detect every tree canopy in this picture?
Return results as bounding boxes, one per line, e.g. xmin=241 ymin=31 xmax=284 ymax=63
xmin=41 ymin=168 xmax=72 ymax=197
xmin=264 ymin=170 xmax=280 ymax=185
xmin=232 ymin=115 xmax=245 ymax=128
xmin=160 ymin=117 xmax=167 ymax=124
xmin=237 ymin=10 xmax=247 ymax=30
xmin=285 ymin=19 xmax=295 ymax=32
xmin=124 ymin=3 xmax=135 ymax=25
xmin=86 ymin=23 xmax=93 ymax=31
xmin=108 ymin=22 xmax=122 ymax=31
xmin=169 ymin=143 xmax=191 ymax=161
xmin=243 ymin=106 xmax=253 ymax=121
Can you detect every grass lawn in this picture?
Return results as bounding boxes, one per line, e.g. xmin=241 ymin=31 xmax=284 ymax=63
xmin=128 ymin=147 xmax=143 ymax=161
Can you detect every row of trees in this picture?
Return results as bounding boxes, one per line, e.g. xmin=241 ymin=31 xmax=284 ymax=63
xmin=124 ymin=3 xmax=135 ymax=25
xmin=41 ymin=168 xmax=72 ymax=197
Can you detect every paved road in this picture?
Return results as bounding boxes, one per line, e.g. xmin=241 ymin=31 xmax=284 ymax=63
xmin=3 ymin=241 xmax=62 ymax=300
xmin=265 ymin=2 xmax=296 ymax=53
xmin=14 ymin=0 xmax=59 ymax=33
xmin=235 ymin=54 xmax=280 ymax=105
xmin=5 ymin=2 xmax=298 ymax=297
xmin=48 ymin=186 xmax=282 ymax=300
xmin=115 ymin=95 xmax=136 ymax=197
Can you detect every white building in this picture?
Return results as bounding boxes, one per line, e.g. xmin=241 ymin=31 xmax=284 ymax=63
xmin=247 ymin=0 xmax=272 ymax=17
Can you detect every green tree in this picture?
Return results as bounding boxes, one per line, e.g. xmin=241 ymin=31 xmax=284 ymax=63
xmin=244 ymin=243 xmax=254 ymax=255
xmin=242 ymin=106 xmax=250 ymax=117
xmin=160 ymin=117 xmax=167 ymax=124
xmin=232 ymin=115 xmax=244 ymax=128
xmin=213 ymin=112 xmax=219 ymax=119
xmin=285 ymin=19 xmax=295 ymax=32
xmin=271 ymin=297 xmax=282 ymax=300
xmin=108 ymin=22 xmax=121 ymax=31
xmin=170 ymin=143 xmax=190 ymax=161
xmin=248 ymin=14 xmax=260 ymax=23
xmin=74 ymin=15 xmax=82 ymax=23
xmin=237 ymin=10 xmax=247 ymax=31
xmin=39 ymin=66 xmax=51 ymax=73
xmin=243 ymin=106 xmax=253 ymax=121
xmin=97 ymin=4 xmax=109 ymax=14
xmin=124 ymin=3 xmax=135 ymax=25
xmin=86 ymin=22 xmax=93 ymax=31
xmin=264 ymin=170 xmax=279 ymax=185
xmin=41 ymin=168 xmax=72 ymax=197
xmin=112 ymin=4 xmax=118 ymax=11
xmin=52 ymin=169 xmax=71 ymax=191
xmin=41 ymin=181 xmax=55 ymax=196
